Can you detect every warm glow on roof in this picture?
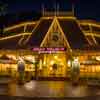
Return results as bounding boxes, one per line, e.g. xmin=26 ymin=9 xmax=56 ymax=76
xmin=4 ymin=21 xmax=37 ymax=32
xmin=80 ymin=22 xmax=100 ymax=28
xmin=85 ymin=33 xmax=100 ymax=37
xmin=0 ymin=33 xmax=31 ymax=40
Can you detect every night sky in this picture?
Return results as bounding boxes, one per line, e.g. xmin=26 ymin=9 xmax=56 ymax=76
xmin=0 ymin=0 xmax=100 ymax=21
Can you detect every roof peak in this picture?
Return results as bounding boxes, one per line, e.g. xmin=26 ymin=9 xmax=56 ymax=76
xmin=42 ymin=11 xmax=74 ymax=17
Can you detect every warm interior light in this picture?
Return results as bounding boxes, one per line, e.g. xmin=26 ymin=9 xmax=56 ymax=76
xmin=39 ymin=60 xmax=42 ymax=70
xmin=7 ymin=55 xmax=17 ymax=60
xmin=96 ymin=56 xmax=100 ymax=61
xmin=50 ymin=60 xmax=54 ymax=65
xmin=50 ymin=66 xmax=53 ymax=71
xmin=68 ymin=60 xmax=71 ymax=67
xmin=25 ymin=55 xmax=35 ymax=63
xmin=74 ymin=57 xmax=78 ymax=62
xmin=54 ymin=55 xmax=58 ymax=59
xmin=43 ymin=61 xmax=46 ymax=65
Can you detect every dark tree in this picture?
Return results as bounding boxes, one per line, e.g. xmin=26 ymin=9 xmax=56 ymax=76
xmin=0 ymin=2 xmax=7 ymax=37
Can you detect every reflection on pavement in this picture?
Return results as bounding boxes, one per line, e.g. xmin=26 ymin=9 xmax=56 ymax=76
xmin=6 ymin=80 xmax=100 ymax=97
xmin=24 ymin=81 xmax=36 ymax=90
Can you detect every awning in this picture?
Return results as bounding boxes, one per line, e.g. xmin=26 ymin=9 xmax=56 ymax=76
xmin=0 ymin=55 xmax=16 ymax=64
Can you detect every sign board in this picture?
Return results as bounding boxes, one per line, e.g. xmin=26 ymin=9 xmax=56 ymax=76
xmin=32 ymin=47 xmax=66 ymax=54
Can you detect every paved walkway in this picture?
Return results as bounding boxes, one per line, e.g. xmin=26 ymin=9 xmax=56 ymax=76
xmin=7 ymin=81 xmax=100 ymax=97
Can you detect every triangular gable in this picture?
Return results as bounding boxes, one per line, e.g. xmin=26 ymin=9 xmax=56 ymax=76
xmin=40 ymin=17 xmax=71 ymax=49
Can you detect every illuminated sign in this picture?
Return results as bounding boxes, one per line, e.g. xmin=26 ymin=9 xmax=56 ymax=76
xmin=32 ymin=47 xmax=66 ymax=53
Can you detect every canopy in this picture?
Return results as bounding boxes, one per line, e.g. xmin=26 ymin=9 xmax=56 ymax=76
xmin=0 ymin=55 xmax=16 ymax=64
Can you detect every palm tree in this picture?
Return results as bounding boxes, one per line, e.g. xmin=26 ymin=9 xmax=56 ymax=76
xmin=0 ymin=2 xmax=7 ymax=37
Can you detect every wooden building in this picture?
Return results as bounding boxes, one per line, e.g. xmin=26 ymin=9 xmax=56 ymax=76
xmin=0 ymin=11 xmax=100 ymax=80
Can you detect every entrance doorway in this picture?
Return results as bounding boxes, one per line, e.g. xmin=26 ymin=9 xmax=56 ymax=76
xmin=37 ymin=53 xmax=67 ymax=78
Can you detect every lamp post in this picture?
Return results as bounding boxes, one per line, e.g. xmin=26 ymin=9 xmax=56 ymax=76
xmin=17 ymin=57 xmax=25 ymax=84
xmin=71 ymin=57 xmax=80 ymax=84
xmin=34 ymin=56 xmax=39 ymax=80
